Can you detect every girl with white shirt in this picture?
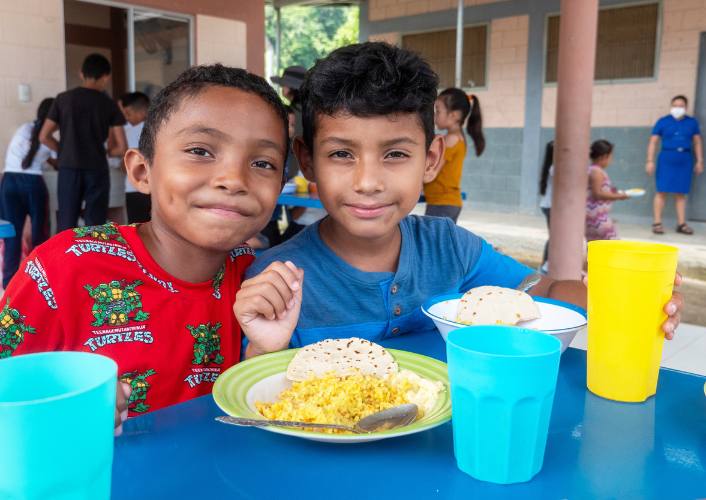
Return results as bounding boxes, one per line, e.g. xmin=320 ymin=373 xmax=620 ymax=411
xmin=1 ymin=98 xmax=55 ymax=287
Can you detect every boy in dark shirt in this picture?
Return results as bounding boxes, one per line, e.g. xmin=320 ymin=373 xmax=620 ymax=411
xmin=40 ymin=53 xmax=128 ymax=231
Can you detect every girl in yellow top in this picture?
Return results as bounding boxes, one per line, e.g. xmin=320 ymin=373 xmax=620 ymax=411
xmin=424 ymin=88 xmax=485 ymax=222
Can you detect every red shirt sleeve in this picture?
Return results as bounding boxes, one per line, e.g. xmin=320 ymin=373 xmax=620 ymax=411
xmin=0 ymin=253 xmax=65 ymax=358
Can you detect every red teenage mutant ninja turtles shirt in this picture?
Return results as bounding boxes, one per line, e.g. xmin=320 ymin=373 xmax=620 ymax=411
xmin=0 ymin=223 xmax=255 ymax=416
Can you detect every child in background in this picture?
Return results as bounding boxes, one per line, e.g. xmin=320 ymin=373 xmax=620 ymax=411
xmin=2 ymin=65 xmax=303 ymax=429
xmin=538 ymin=140 xmax=554 ymax=272
xmin=0 ymin=98 xmax=55 ymax=287
xmin=423 ymin=88 xmax=484 ymax=223
xmin=39 ymin=53 xmax=127 ymax=231
xmin=586 ymin=139 xmax=628 ymax=241
xmin=119 ymin=92 xmax=151 ymax=224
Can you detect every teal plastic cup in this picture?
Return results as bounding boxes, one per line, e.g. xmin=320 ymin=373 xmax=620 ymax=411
xmin=0 ymin=352 xmax=117 ymax=500
xmin=447 ymin=326 xmax=562 ymax=484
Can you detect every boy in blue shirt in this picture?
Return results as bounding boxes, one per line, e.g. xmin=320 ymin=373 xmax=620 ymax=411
xmin=247 ymin=42 xmax=682 ymax=349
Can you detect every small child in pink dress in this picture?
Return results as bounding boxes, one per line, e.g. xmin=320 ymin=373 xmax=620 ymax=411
xmin=586 ymin=140 xmax=629 ymax=241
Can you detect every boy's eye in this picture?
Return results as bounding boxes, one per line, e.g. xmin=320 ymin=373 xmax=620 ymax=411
xmin=329 ymin=150 xmax=353 ymax=159
xmin=186 ymin=147 xmax=212 ymax=158
xmin=385 ymin=151 xmax=410 ymax=159
xmin=252 ymin=160 xmax=276 ymax=170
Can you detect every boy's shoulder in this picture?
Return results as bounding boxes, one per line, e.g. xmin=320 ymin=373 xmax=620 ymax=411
xmin=33 ymin=222 xmax=136 ymax=268
xmin=248 ymin=223 xmax=316 ymax=275
xmin=249 ymin=215 xmax=481 ymax=277
xmin=403 ymin=214 xmax=479 ymax=244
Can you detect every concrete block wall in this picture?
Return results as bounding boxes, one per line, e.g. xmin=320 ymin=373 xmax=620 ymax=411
xmin=369 ymin=0 xmax=505 ymax=22
xmin=461 ymin=128 xmax=524 ymax=212
xmin=474 ymin=15 xmax=527 ymax=128
xmin=364 ymin=0 xmax=706 ymax=220
xmin=538 ymin=127 xmax=680 ymax=221
xmin=0 ymin=0 xmax=65 ymax=160
xmin=542 ymin=0 xmax=706 ymax=128
xmin=196 ymin=15 xmax=248 ymax=68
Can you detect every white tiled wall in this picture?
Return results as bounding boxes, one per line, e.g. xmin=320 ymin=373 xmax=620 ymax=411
xmin=196 ymin=15 xmax=247 ymax=69
xmin=0 ymin=0 xmax=66 ymax=165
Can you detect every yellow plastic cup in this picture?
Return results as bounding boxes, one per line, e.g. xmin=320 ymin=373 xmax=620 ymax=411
xmin=587 ymin=240 xmax=678 ymax=402
xmin=294 ymin=175 xmax=309 ymax=194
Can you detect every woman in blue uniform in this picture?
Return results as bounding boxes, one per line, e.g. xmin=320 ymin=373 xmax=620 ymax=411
xmin=646 ymin=95 xmax=703 ymax=234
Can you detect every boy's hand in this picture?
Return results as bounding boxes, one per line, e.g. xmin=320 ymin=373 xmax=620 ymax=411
xmin=580 ymin=272 xmax=683 ymax=340
xmin=662 ymin=273 xmax=683 ymax=340
xmin=114 ymin=381 xmax=131 ymax=437
xmin=235 ymin=261 xmax=303 ymax=358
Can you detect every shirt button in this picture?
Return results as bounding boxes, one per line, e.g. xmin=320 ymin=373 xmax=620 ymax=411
xmin=391 ymin=284 xmax=399 ymax=294
xmin=391 ymin=327 xmax=400 ymax=335
xmin=393 ymin=305 xmax=402 ymax=316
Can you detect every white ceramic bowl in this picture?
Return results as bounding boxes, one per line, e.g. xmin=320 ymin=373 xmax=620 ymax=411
xmin=421 ymin=294 xmax=587 ymax=353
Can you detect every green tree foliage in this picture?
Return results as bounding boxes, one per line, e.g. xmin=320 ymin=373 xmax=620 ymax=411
xmin=266 ymin=5 xmax=359 ymax=71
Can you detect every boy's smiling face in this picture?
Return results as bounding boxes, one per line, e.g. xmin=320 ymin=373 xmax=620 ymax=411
xmin=297 ymin=112 xmax=443 ymax=242
xmin=127 ymin=86 xmax=286 ymax=253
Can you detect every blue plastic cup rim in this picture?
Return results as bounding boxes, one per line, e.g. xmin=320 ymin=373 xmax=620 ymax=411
xmin=447 ymin=325 xmax=562 ymax=359
xmin=0 ymin=351 xmax=117 ymax=407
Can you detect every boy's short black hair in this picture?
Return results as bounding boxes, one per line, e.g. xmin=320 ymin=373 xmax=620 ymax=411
xmin=301 ymin=42 xmax=439 ymax=151
xmin=120 ymin=91 xmax=150 ymax=111
xmin=140 ymin=64 xmax=289 ymax=163
xmin=671 ymin=94 xmax=688 ymax=106
xmin=81 ymin=54 xmax=112 ymax=80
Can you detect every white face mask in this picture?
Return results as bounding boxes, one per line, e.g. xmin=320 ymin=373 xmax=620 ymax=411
xmin=670 ymin=106 xmax=686 ymax=119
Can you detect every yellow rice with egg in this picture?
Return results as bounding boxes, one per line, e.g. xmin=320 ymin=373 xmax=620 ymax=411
xmin=256 ymin=372 xmax=424 ymax=432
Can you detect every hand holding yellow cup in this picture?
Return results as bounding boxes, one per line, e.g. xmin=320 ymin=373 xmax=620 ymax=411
xmin=587 ymin=240 xmax=678 ymax=402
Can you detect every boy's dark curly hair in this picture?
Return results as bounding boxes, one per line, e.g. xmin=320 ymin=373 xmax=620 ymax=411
xmin=301 ymin=42 xmax=439 ymax=151
xmin=140 ymin=64 xmax=289 ymax=162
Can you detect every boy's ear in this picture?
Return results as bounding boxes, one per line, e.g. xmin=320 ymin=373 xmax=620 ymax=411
xmin=293 ymin=137 xmax=315 ymax=182
xmin=422 ymin=134 xmax=445 ymax=184
xmin=124 ymin=148 xmax=151 ymax=195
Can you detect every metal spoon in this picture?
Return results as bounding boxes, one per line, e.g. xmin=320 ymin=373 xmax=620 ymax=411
xmin=215 ymin=403 xmax=419 ymax=434
xmin=516 ymin=273 xmax=542 ymax=293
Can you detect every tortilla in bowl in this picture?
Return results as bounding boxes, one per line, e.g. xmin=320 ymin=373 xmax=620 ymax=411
xmin=422 ymin=287 xmax=587 ymax=353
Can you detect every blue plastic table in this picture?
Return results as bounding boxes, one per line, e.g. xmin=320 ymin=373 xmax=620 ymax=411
xmin=113 ymin=330 xmax=706 ymax=499
xmin=277 ymin=193 xmax=325 ymax=209
xmin=0 ymin=220 xmax=15 ymax=239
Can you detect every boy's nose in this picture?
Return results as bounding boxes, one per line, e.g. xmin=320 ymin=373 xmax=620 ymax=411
xmin=352 ymin=160 xmax=384 ymax=194
xmin=213 ymin=163 xmax=248 ymax=194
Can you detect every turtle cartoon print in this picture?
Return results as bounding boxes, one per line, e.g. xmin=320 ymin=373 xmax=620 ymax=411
xmin=120 ymin=369 xmax=156 ymax=413
xmin=0 ymin=301 xmax=36 ymax=358
xmin=188 ymin=322 xmax=224 ymax=365
xmin=85 ymin=279 xmax=150 ymax=327
xmin=73 ymin=223 xmax=127 ymax=245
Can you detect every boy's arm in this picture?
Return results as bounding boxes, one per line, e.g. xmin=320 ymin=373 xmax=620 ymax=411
xmin=38 ymin=119 xmax=59 ymax=154
xmin=0 ymin=255 xmax=64 ymax=358
xmin=107 ymin=126 xmax=128 ymax=158
xmin=589 ymin=169 xmax=628 ymax=201
xmin=528 ymin=277 xmax=585 ymax=309
xmin=529 ymin=275 xmax=683 ymax=340
xmin=234 ymin=261 xmax=303 ymax=358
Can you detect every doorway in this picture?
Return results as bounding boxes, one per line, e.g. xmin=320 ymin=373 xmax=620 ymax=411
xmin=52 ymin=0 xmax=192 ymax=231
xmin=63 ymin=0 xmax=192 ymax=98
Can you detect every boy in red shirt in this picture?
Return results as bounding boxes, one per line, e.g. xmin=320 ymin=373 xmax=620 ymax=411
xmin=1 ymin=65 xmax=303 ymax=431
